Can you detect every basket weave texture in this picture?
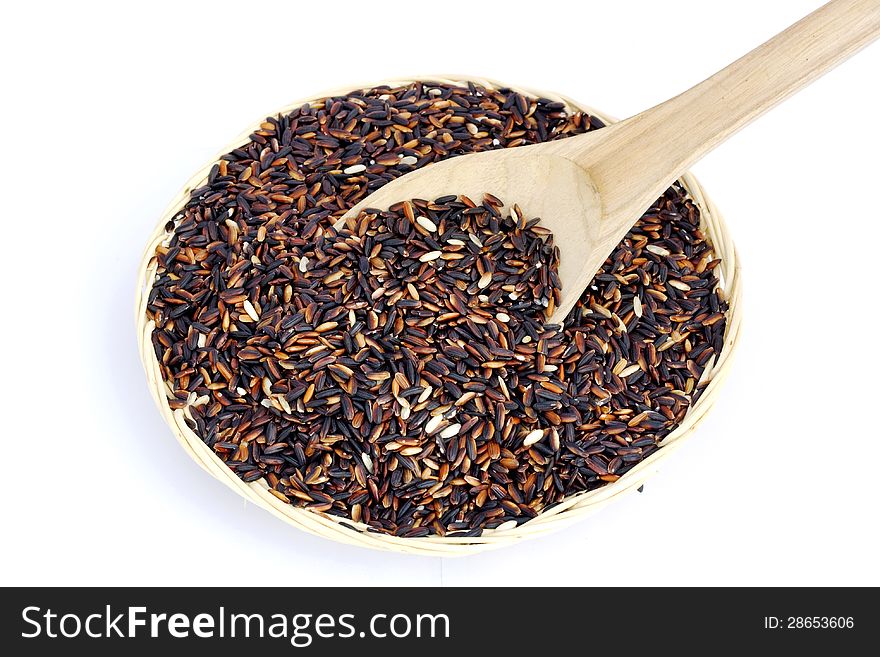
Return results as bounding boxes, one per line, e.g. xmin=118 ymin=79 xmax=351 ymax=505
xmin=136 ymin=75 xmax=742 ymax=556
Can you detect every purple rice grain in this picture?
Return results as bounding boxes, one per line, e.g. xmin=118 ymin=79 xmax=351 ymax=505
xmin=147 ymin=81 xmax=728 ymax=536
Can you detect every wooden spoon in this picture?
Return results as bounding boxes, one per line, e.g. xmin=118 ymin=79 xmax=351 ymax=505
xmin=335 ymin=0 xmax=880 ymax=324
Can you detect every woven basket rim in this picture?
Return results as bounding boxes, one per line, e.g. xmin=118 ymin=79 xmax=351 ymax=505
xmin=136 ymin=74 xmax=743 ymax=556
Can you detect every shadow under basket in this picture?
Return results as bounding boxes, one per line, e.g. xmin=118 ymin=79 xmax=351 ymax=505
xmin=136 ymin=75 xmax=743 ymax=556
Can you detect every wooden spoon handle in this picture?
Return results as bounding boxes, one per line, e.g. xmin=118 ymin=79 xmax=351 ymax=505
xmin=557 ymin=0 xmax=880 ymax=243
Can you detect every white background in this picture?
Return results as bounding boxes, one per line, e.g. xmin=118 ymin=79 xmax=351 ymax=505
xmin=2 ymin=0 xmax=878 ymax=587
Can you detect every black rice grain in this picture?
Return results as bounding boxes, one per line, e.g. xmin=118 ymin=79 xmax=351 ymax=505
xmin=148 ymin=81 xmax=727 ymax=536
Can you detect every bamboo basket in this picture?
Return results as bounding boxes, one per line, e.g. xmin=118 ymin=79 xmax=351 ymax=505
xmin=136 ymin=75 xmax=742 ymax=556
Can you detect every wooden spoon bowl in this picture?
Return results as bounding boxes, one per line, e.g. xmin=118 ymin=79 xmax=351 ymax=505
xmin=336 ymin=0 xmax=880 ymax=325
